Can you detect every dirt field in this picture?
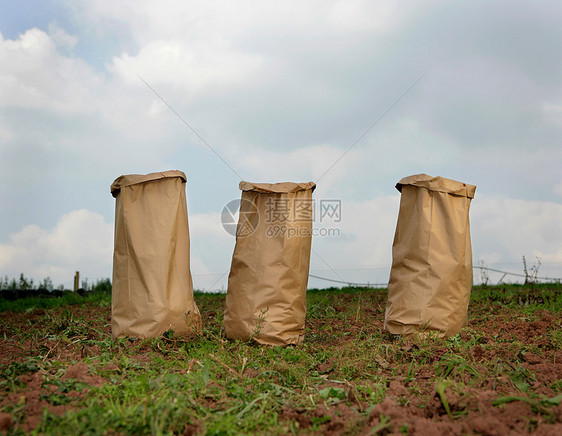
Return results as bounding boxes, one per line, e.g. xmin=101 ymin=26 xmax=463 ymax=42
xmin=0 ymin=284 xmax=561 ymax=435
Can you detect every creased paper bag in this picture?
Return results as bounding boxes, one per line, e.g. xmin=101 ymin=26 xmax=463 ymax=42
xmin=110 ymin=170 xmax=202 ymax=339
xmin=224 ymin=181 xmax=316 ymax=346
xmin=384 ymin=174 xmax=476 ymax=338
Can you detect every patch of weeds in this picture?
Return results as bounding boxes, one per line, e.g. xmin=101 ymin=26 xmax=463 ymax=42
xmin=436 ymin=354 xmax=480 ymax=384
xmin=311 ymin=349 xmax=330 ymax=367
xmin=43 ymin=378 xmax=89 ymax=393
xmin=0 ymin=396 xmax=27 ymax=426
xmin=0 ymin=359 xmax=40 ymax=391
xmin=38 ymin=371 xmax=202 ymax=434
xmin=550 ymin=379 xmax=562 ymax=392
xmin=471 ymin=283 xmax=562 ymax=311
xmin=0 ymin=290 xmax=111 ymax=313
xmin=446 ymin=333 xmax=463 ymax=348
xmin=1 ymin=359 xmax=40 ymax=379
xmin=44 ymin=309 xmax=88 ymax=339
xmin=357 ymin=383 xmax=387 ymax=405
xmin=493 ymin=394 xmax=562 ymax=423
xmin=39 ymin=391 xmax=72 ymax=406
xmin=306 ymin=301 xmax=337 ymax=320
xmin=549 ymin=328 xmax=562 ymax=350
xmin=318 ymin=386 xmax=346 ymax=404
xmin=119 ymin=355 xmax=146 ymax=371
xmin=370 ymin=413 xmax=392 ymax=434
xmin=310 ymin=415 xmax=331 ymax=431
xmin=40 ymin=378 xmax=89 ymax=406
xmin=335 ymin=341 xmax=386 ymax=380
xmin=403 ymin=358 xmax=423 ymax=384
xmin=38 ymin=392 xmax=199 ymax=435
xmin=508 ymin=364 xmax=536 ymax=392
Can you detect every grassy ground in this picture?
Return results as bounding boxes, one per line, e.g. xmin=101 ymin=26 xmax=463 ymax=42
xmin=0 ymin=284 xmax=561 ymax=435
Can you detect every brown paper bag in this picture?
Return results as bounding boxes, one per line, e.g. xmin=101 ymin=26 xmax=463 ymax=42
xmin=384 ymin=174 xmax=476 ymax=338
xmin=224 ymin=181 xmax=316 ymax=346
xmin=110 ymin=170 xmax=202 ymax=339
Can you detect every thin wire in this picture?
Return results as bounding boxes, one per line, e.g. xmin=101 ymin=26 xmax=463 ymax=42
xmin=316 ymin=73 xmax=425 ymax=183
xmin=309 ymin=274 xmax=386 ymax=288
xmin=473 ymin=265 xmax=561 ymax=281
xmin=308 ymin=265 xmax=562 ymax=288
xmin=311 ymin=248 xmax=349 ymax=284
xmin=136 ymin=74 xmax=243 ymax=180
xmin=201 ymin=270 xmax=230 ymax=292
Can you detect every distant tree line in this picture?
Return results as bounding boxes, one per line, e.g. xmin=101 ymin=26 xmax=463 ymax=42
xmin=0 ymin=274 xmax=111 ymax=300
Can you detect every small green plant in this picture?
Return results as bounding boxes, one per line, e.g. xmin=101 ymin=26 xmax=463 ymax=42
xmin=0 ymin=359 xmax=40 ymax=391
xmin=508 ymin=364 xmax=536 ymax=392
xmin=435 ymin=380 xmax=453 ymax=420
xmin=249 ymin=307 xmax=269 ymax=341
xmin=436 ymin=354 xmax=480 ymax=384
xmin=550 ymin=379 xmax=562 ymax=391
xmin=357 ymin=383 xmax=387 ymax=404
xmin=549 ymin=328 xmax=562 ymax=350
xmin=319 ymin=386 xmax=346 ymax=402
xmin=522 ymin=256 xmax=541 ymax=285
xmin=371 ymin=413 xmax=392 ymax=434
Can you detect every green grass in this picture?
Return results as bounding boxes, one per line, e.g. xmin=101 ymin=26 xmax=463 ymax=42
xmin=0 ymin=291 xmax=111 ymax=313
xmin=0 ymin=283 xmax=560 ymax=434
xmin=470 ymin=283 xmax=562 ymax=311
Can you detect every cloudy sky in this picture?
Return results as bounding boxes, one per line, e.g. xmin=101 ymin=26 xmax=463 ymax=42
xmin=1 ymin=0 xmax=561 ymax=289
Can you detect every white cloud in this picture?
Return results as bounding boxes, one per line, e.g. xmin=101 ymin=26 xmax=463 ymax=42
xmin=73 ymin=0 xmax=410 ymax=43
xmin=327 ymin=0 xmax=404 ymax=32
xmin=0 ymin=206 xmax=235 ymax=291
xmin=310 ymin=195 xmax=399 ymax=269
xmin=471 ymin=194 xmax=562 ymax=264
xmin=0 ymin=210 xmax=113 ymax=287
xmin=0 ymin=28 xmax=103 ymax=112
xmin=310 ymin=192 xmax=562 ymax=286
xmin=109 ymin=39 xmax=264 ymax=93
xmin=48 ymin=22 xmax=78 ymax=51
xmin=188 ymin=211 xmax=235 ymax=273
xmin=233 ymin=143 xmax=353 ymax=192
